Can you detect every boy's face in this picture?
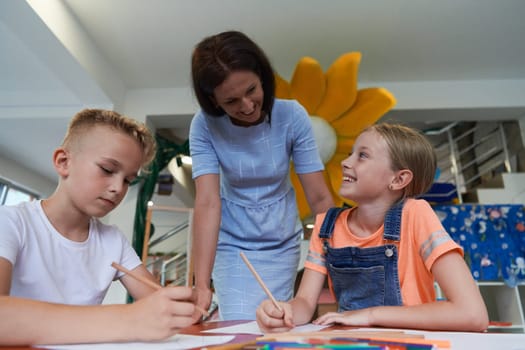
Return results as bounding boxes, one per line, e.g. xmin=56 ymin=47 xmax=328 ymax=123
xmin=62 ymin=125 xmax=143 ymax=218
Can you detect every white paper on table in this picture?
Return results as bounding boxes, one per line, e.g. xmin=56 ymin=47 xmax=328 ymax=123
xmin=202 ymin=320 xmax=329 ymax=335
xmin=40 ymin=334 xmax=235 ymax=350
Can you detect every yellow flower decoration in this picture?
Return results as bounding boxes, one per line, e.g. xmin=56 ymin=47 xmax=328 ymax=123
xmin=275 ymin=52 xmax=397 ymax=220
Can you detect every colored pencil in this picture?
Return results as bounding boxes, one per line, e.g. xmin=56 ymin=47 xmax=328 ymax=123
xmin=258 ymin=335 xmax=446 ymax=349
xmin=258 ymin=330 xmax=423 ymax=340
xmin=240 ymin=252 xmax=284 ymax=312
xmin=111 ymin=261 xmax=209 ymax=317
xmin=202 ymin=340 xmax=258 ymax=350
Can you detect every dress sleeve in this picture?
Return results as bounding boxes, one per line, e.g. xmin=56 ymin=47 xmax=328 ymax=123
xmin=189 ymin=111 xmax=220 ymax=179
xmin=289 ymin=101 xmax=325 ymax=174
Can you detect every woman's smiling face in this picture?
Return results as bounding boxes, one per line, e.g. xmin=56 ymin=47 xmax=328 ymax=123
xmin=213 ymin=70 xmax=265 ymax=127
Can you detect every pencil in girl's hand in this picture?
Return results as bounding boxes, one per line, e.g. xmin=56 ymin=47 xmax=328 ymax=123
xmin=111 ymin=261 xmax=209 ymax=317
xmin=239 ymin=252 xmax=284 ymax=313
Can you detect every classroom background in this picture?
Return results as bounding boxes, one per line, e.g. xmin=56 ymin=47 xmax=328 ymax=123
xmin=1 ymin=0 xmax=525 ymax=334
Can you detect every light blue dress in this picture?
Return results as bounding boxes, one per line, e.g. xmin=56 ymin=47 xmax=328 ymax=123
xmin=189 ymin=99 xmax=324 ymax=320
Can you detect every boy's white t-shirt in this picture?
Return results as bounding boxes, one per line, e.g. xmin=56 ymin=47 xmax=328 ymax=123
xmin=0 ymin=200 xmax=142 ymax=305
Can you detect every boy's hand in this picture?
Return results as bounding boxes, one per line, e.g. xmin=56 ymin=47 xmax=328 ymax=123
xmin=255 ymin=299 xmax=294 ymax=333
xmin=129 ymin=286 xmax=195 ymax=340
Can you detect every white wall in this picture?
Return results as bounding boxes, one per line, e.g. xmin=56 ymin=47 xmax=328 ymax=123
xmin=0 ymin=155 xmax=56 ymax=198
xmin=477 ymin=173 xmax=525 ymax=205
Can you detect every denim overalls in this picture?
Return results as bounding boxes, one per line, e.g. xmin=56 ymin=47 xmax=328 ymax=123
xmin=319 ymin=201 xmax=404 ymax=312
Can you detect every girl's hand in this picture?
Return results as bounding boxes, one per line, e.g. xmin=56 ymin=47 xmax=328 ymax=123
xmin=256 ymin=299 xmax=294 ymax=333
xmin=313 ymin=308 xmax=372 ymax=327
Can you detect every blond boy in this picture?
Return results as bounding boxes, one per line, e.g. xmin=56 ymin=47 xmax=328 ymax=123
xmin=0 ymin=109 xmax=196 ymax=345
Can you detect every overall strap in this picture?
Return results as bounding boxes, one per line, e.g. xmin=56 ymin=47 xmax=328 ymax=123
xmin=319 ymin=207 xmax=347 ymax=239
xmin=383 ymin=200 xmax=405 ymax=241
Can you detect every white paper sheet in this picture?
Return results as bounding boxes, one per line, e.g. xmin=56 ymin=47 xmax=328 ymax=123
xmin=202 ymin=320 xmax=329 ymax=335
xmin=40 ymin=334 xmax=235 ymax=350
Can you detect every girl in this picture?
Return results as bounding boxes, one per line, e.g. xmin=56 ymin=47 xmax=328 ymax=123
xmin=256 ymin=123 xmax=489 ymax=332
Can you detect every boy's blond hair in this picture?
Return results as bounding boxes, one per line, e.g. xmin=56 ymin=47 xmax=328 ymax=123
xmin=62 ymin=109 xmax=156 ymax=172
xmin=366 ymin=123 xmax=437 ymax=198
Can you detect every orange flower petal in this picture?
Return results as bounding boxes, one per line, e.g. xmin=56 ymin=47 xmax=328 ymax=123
xmin=336 ymin=137 xmax=355 ymax=154
xmin=322 ymin=169 xmax=341 ymax=208
xmin=325 ymin=153 xmax=346 ymax=207
xmin=327 ymin=152 xmax=359 ymax=207
xmin=331 ymin=87 xmax=396 ymax=137
xmin=291 ymin=164 xmax=340 ymax=220
xmin=277 ymin=53 xmax=397 ymax=220
xmin=290 ymin=57 xmax=326 ymax=114
xmin=275 ymin=73 xmax=292 ymax=99
xmin=316 ymin=52 xmax=361 ymax=122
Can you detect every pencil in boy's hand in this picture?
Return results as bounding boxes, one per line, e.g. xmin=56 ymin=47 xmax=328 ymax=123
xmin=111 ymin=262 xmax=161 ymax=290
xmin=110 ymin=262 xmax=209 ymax=317
xmin=239 ymin=252 xmax=284 ymax=313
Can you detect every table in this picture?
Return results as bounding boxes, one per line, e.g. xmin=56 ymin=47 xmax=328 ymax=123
xmin=0 ymin=320 xmax=254 ymax=350
xmin=2 ymin=320 xmax=525 ymax=350
xmin=182 ymin=320 xmax=258 ymax=349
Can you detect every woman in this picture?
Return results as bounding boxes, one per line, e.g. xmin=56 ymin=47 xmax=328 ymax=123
xmin=189 ymin=30 xmax=334 ymax=321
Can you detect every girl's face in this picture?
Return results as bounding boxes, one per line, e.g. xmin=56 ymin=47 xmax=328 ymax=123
xmin=213 ymin=70 xmax=264 ymax=127
xmin=339 ymin=129 xmax=397 ymax=203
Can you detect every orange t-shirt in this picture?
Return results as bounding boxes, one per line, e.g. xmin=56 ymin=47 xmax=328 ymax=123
xmin=305 ymin=198 xmax=462 ymax=305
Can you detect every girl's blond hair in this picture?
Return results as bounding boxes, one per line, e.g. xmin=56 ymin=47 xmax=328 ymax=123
xmin=366 ymin=123 xmax=437 ymax=197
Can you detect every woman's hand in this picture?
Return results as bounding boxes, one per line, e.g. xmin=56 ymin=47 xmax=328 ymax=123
xmin=191 ymin=286 xmax=213 ymax=323
xmin=256 ymin=299 xmax=294 ymax=333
